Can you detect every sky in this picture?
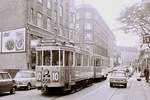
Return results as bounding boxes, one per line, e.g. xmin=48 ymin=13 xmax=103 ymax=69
xmin=76 ymin=0 xmax=141 ymax=47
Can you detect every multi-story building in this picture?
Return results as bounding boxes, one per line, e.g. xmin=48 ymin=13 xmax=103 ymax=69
xmin=0 ymin=0 xmax=74 ymax=75
xmin=118 ymin=46 xmax=139 ymax=66
xmin=75 ymin=4 xmax=116 ymax=67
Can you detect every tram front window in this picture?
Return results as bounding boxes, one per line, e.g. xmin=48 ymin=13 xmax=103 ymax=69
xmin=37 ymin=51 xmax=42 ymax=66
xmin=52 ymin=50 xmax=59 ymax=66
xmin=43 ymin=51 xmax=51 ymax=66
xmin=65 ymin=51 xmax=73 ymax=66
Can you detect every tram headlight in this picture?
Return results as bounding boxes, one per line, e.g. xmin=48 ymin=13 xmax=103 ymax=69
xmin=44 ymin=69 xmax=49 ymax=76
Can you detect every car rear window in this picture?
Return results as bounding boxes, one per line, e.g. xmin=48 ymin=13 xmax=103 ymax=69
xmin=0 ymin=73 xmax=10 ymax=80
xmin=112 ymin=71 xmax=126 ymax=77
xmin=2 ymin=73 xmax=10 ymax=79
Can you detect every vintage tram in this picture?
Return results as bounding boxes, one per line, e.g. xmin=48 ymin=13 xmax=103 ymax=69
xmin=35 ymin=43 xmax=108 ymax=94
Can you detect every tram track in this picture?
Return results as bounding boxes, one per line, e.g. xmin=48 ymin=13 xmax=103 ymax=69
xmin=106 ymin=88 xmax=118 ymax=100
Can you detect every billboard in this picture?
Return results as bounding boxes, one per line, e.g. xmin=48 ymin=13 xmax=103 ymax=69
xmin=2 ymin=28 xmax=25 ymax=53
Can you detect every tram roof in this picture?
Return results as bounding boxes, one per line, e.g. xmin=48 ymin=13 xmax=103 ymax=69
xmin=36 ymin=44 xmax=75 ymax=51
xmin=36 ymin=44 xmax=91 ymax=54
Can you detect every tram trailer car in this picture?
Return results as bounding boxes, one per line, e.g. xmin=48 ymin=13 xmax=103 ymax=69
xmin=93 ymin=54 xmax=108 ymax=82
xmin=35 ymin=45 xmax=95 ymax=94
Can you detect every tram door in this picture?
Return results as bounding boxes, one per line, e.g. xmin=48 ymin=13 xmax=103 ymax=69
xmin=64 ymin=51 xmax=73 ymax=86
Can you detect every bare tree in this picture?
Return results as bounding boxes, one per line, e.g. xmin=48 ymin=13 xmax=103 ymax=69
xmin=118 ymin=1 xmax=150 ymax=36
xmin=118 ymin=1 xmax=150 ymax=48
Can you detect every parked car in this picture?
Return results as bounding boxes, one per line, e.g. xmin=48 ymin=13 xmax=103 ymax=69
xmin=0 ymin=71 xmax=16 ymax=94
xmin=140 ymin=71 xmax=145 ymax=77
xmin=109 ymin=70 xmax=128 ymax=88
xmin=14 ymin=70 xmax=36 ymax=90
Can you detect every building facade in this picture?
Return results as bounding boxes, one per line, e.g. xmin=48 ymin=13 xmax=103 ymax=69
xmin=75 ymin=4 xmax=116 ymax=67
xmin=0 ymin=0 xmax=75 ymax=75
xmin=118 ymin=46 xmax=139 ymax=66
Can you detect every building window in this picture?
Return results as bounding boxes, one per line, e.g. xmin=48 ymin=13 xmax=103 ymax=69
xmin=85 ymin=12 xmax=92 ymax=19
xmin=54 ymin=0 xmax=57 ymax=3
xmin=54 ymin=11 xmax=57 ymax=23
xmin=59 ymin=26 xmax=63 ymax=36
xmin=85 ymin=32 xmax=92 ymax=41
xmin=85 ymin=23 xmax=92 ymax=30
xmin=47 ymin=18 xmax=51 ymax=31
xmin=76 ymin=13 xmax=79 ymax=20
xmin=47 ymin=0 xmax=52 ymax=9
xmin=60 ymin=0 xmax=63 ymax=4
xmin=37 ymin=13 xmax=43 ymax=27
xmin=76 ymin=24 xmax=79 ymax=29
xmin=30 ymin=8 xmax=34 ymax=23
xmin=69 ymin=30 xmax=73 ymax=40
xmin=59 ymin=5 xmax=63 ymax=17
xmin=38 ymin=0 xmax=43 ymax=4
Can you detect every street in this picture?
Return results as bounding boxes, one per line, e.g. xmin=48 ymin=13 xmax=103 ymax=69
xmin=1 ymin=73 xmax=150 ymax=100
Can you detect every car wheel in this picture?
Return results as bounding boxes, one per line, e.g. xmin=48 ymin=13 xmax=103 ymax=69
xmin=10 ymin=87 xmax=15 ymax=94
xmin=124 ymin=83 xmax=127 ymax=88
xmin=27 ymin=83 xmax=31 ymax=90
xmin=110 ymin=83 xmax=113 ymax=87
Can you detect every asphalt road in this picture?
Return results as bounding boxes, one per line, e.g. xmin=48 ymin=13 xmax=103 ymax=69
xmin=1 ymin=73 xmax=150 ymax=100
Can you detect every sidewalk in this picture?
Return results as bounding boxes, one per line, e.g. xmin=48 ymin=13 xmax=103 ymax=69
xmin=131 ymin=72 xmax=150 ymax=100
xmin=126 ymin=73 xmax=150 ymax=100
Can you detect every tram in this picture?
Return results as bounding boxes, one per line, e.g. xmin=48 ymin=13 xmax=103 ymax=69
xmin=35 ymin=43 xmax=94 ymax=94
xmin=93 ymin=54 xmax=108 ymax=81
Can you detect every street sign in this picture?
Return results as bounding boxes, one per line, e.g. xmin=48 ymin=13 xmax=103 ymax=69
xmin=143 ymin=35 xmax=150 ymax=44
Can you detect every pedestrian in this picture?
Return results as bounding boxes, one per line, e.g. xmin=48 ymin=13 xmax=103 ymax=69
xmin=144 ymin=68 xmax=149 ymax=83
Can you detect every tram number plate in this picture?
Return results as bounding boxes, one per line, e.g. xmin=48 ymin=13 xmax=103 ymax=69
xmin=52 ymin=72 xmax=59 ymax=82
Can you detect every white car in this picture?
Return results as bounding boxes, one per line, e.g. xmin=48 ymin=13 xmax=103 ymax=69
xmin=109 ymin=70 xmax=128 ymax=88
xmin=14 ymin=70 xmax=36 ymax=90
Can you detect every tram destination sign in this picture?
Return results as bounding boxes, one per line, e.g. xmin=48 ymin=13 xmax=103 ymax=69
xmin=143 ymin=35 xmax=150 ymax=44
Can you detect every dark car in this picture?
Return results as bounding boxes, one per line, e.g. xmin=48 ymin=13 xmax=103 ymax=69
xmin=0 ymin=72 xmax=16 ymax=94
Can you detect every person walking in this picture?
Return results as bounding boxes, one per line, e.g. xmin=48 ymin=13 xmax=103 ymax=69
xmin=144 ymin=68 xmax=149 ymax=83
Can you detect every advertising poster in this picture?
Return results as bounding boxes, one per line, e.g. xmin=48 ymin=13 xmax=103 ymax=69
xmin=2 ymin=28 xmax=25 ymax=53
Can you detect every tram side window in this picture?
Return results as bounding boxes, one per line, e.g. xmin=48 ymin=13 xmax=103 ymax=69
xmin=52 ymin=50 xmax=59 ymax=66
xmin=83 ymin=55 xmax=88 ymax=66
xmin=70 ymin=52 xmax=73 ymax=66
xmin=75 ymin=53 xmax=81 ymax=66
xmin=96 ymin=58 xmax=101 ymax=66
xmin=65 ymin=51 xmax=69 ymax=66
xmin=89 ymin=57 xmax=94 ymax=66
xmin=37 ymin=51 xmax=42 ymax=66
xmin=101 ymin=59 xmax=104 ymax=66
xmin=65 ymin=51 xmax=73 ymax=66
xmin=43 ymin=51 xmax=51 ymax=66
